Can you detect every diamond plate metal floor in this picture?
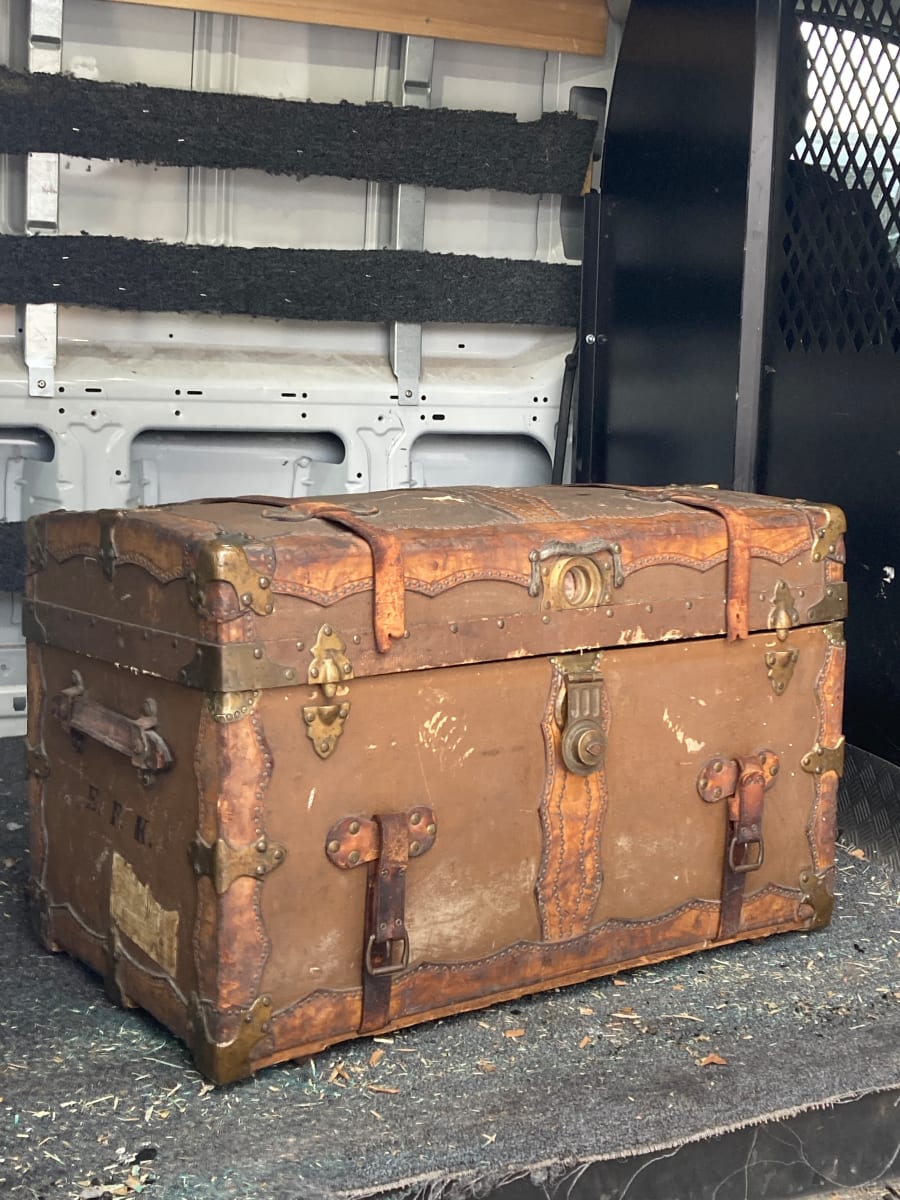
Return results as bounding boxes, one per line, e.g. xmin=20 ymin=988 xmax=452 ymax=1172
xmin=839 ymin=746 xmax=900 ymax=872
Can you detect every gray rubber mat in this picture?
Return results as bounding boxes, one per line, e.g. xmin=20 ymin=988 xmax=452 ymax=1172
xmin=2 ymin=736 xmax=899 ymax=1200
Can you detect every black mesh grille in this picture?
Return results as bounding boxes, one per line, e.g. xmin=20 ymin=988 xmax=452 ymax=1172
xmin=778 ymin=3 xmax=899 ymax=352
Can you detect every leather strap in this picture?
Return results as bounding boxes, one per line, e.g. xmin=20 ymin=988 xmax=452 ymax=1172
xmin=665 ymin=491 xmax=752 ymax=642
xmin=718 ymin=756 xmax=766 ymax=938
xmin=592 ymin=485 xmax=753 ymax=641
xmin=255 ymin=498 xmax=406 ymax=654
xmin=360 ymin=813 xmax=410 ymax=1034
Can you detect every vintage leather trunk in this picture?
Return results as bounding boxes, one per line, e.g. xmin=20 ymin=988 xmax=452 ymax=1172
xmin=24 ymin=485 xmax=847 ymax=1083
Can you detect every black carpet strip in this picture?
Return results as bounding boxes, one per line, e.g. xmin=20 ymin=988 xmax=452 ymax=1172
xmin=0 ymin=236 xmax=581 ymax=326
xmin=0 ymin=67 xmax=596 ymax=195
xmin=0 ymin=521 xmax=23 ymax=593
xmin=1 ymin=730 xmax=898 ymax=1200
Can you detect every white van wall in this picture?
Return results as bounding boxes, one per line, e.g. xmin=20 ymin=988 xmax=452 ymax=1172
xmin=0 ymin=0 xmax=621 ymax=733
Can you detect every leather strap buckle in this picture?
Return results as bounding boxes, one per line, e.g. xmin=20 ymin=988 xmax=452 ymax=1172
xmin=365 ymin=930 xmax=410 ymax=977
xmin=698 ymin=750 xmax=779 ymax=937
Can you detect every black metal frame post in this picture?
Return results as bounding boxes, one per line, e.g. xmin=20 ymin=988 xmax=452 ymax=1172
xmin=733 ymin=0 xmax=785 ymax=493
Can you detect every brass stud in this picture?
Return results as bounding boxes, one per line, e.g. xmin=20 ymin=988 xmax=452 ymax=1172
xmin=353 ymin=635 xmax=361 ymax=644
xmin=327 ymin=839 xmax=340 ymax=854
xmin=284 ymin=669 xmax=295 ymax=680
xmin=450 ymin=624 xmax=459 ymax=634
xmin=259 ymin=576 xmax=270 ymax=588
xmin=241 ymin=592 xmax=252 ymax=605
xmin=410 ymin=841 xmax=421 ymax=855
xmin=253 ymin=647 xmax=263 ymax=659
xmin=713 ymin=760 xmax=723 ymax=772
xmin=348 ymin=849 xmax=360 ymax=865
xmin=427 ymin=823 xmax=436 ymax=835
xmin=410 ymin=812 xmax=422 ymax=826
xmin=296 ymin=641 xmax=304 ymax=651
xmin=256 ymin=839 xmax=267 ymax=852
xmin=497 ymin=619 xmax=505 ymax=629
xmin=323 ymin=624 xmax=333 ymax=636
xmin=712 ymin=786 xmax=722 ymax=800
xmin=310 ymin=666 xmax=319 ymax=678
xmin=542 ymin=615 xmax=551 ymax=624
xmin=349 ymin=820 xmax=360 ymax=835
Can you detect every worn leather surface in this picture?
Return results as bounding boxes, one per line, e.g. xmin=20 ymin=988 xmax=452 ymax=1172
xmin=25 ymin=486 xmax=845 ymax=1080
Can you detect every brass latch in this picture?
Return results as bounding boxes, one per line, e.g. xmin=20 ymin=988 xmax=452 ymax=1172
xmin=325 ymin=806 xmax=436 ymax=1033
xmin=553 ymin=655 xmax=606 ymax=775
xmin=765 ymin=647 xmax=798 ymax=695
xmin=303 ymin=624 xmax=353 ymax=760
xmin=768 ymin=581 xmax=798 ymax=643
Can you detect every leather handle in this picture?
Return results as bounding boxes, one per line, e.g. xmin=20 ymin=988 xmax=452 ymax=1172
xmin=51 ymin=671 xmax=174 ymax=781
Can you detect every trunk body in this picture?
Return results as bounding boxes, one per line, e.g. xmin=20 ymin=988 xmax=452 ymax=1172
xmin=25 ymin=485 xmax=846 ymax=1082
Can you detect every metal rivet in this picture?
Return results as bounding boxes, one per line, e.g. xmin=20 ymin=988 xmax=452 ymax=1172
xmin=410 ymin=812 xmax=422 ymax=825
xmin=262 ymin=995 xmax=271 ymax=1006
xmin=771 ymin=763 xmax=779 ymax=776
xmin=296 ymin=641 xmax=304 ymax=651
xmin=380 ymin=921 xmax=387 ymax=930
xmin=261 ymin=1021 xmax=271 ymax=1033
xmin=323 ymin=624 xmax=333 ymax=636
xmin=699 ymin=778 xmax=708 ymax=789
xmin=253 ymin=648 xmax=263 ymax=659
xmin=343 ymin=663 xmax=352 ymax=674
xmin=255 ymin=865 xmax=265 ymax=875
xmin=304 ymin=712 xmax=314 ymax=724
xmin=585 ymin=333 xmax=596 ymax=345
xmin=348 ymin=849 xmax=360 ymax=865
xmin=36 ymin=378 xmax=46 ymax=389
xmin=273 ymin=850 xmax=284 ymax=861
xmin=265 ymin=603 xmax=273 ymax=614
xmin=613 ymin=543 xmax=621 ymax=554
xmin=686 ymin=600 xmax=693 ymax=610
xmin=450 ymin=623 xmax=459 ymax=633
xmin=542 ymin=615 xmax=551 ymax=624
xmin=712 ymin=786 xmax=722 ymax=799
xmin=713 ymin=760 xmax=723 ymax=772
xmin=645 ymin=605 xmax=653 ymax=613
xmin=284 ymin=669 xmax=294 ymax=680
xmin=497 ymin=619 xmax=505 ymax=629
xmin=426 ymin=823 xmax=436 ymax=835
xmin=410 ymin=841 xmax=421 ymax=855
xmin=349 ymin=820 xmax=360 ymax=835
xmin=259 ymin=576 xmax=270 ymax=588
xmin=327 ymin=839 xmax=340 ymax=854
xmin=241 ymin=592 xmax=252 ymax=605
xmin=353 ymin=635 xmax=361 ymax=644
xmin=606 ymin=608 xmax=614 ymax=617
xmin=310 ymin=666 xmax=319 ymax=678
xmin=256 ymin=839 xmax=267 ymax=852
xmin=403 ymin=630 xmax=410 ymax=639
xmin=395 ymin=918 xmax=403 ymax=927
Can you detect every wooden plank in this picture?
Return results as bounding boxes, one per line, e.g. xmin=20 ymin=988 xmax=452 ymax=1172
xmin=102 ymin=0 xmax=608 ymax=57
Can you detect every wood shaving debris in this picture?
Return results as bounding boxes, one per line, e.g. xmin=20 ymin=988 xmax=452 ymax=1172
xmin=578 ymin=1006 xmax=594 ymax=1016
xmin=578 ymin=1036 xmax=592 ymax=1049
xmin=367 ymin=1085 xmax=399 ymax=1095
xmin=699 ymin=1053 xmax=728 ymax=1067
xmin=368 ymin=1049 xmax=385 ymax=1068
xmin=503 ymin=1028 xmax=525 ymax=1039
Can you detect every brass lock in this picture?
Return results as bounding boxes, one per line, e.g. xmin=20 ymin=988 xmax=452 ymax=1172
xmin=554 ymin=656 xmax=606 ymax=776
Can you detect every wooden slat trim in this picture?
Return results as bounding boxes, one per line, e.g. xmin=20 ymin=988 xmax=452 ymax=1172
xmin=102 ymin=0 xmax=608 ymax=57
